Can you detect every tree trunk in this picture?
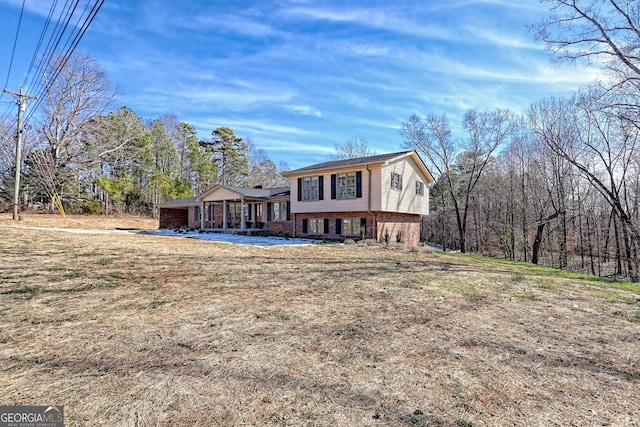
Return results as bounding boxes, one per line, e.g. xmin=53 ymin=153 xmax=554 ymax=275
xmin=531 ymin=222 xmax=545 ymax=265
xmin=531 ymin=210 xmax=563 ymax=265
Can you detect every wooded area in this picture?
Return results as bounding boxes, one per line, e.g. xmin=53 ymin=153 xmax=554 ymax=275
xmin=2 ymin=0 xmax=640 ymax=281
xmin=0 ymin=53 xmax=289 ymax=218
xmin=402 ymin=0 xmax=640 ymax=281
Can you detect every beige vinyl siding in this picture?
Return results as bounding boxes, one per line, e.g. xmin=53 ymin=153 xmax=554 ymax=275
xmin=379 ymin=158 xmax=430 ymax=215
xmin=287 ymin=154 xmax=431 ymax=216
xmin=200 ymin=187 xmax=242 ymax=202
xmin=289 ymin=172 xmax=371 ymax=214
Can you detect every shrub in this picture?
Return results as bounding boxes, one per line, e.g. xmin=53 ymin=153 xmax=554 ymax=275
xmin=83 ymin=200 xmax=103 ymax=214
xmin=359 ymin=239 xmax=378 ymax=246
xmin=383 ymin=228 xmax=390 ymax=244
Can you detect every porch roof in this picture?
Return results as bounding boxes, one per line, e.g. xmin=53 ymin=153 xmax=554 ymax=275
xmin=197 ymin=185 xmax=290 ymax=202
xmin=157 ymin=197 xmax=197 ymax=208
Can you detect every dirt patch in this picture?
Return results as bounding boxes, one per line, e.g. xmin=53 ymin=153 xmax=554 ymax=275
xmin=0 ymin=216 xmax=638 ymax=426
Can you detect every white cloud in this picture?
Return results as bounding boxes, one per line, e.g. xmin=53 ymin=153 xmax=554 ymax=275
xmin=463 ymin=26 xmax=542 ymax=50
xmin=284 ymin=6 xmax=454 ymax=40
xmin=0 ymin=0 xmax=53 ymax=17
xmin=284 ymin=104 xmax=323 ymax=117
xmin=195 ymin=15 xmax=280 ymax=37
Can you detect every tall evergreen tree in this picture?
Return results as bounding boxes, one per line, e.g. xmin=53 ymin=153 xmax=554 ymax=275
xmin=200 ymin=127 xmax=248 ymax=186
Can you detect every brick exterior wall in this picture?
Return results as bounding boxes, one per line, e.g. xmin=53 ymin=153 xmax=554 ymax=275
xmin=160 ymin=206 xmax=422 ymax=245
xmin=376 ymin=212 xmax=422 ymax=246
xmin=187 ymin=206 xmax=199 ymax=229
xmin=159 ymin=208 xmax=189 ymax=229
xmin=266 ymin=220 xmax=294 ymax=236
xmin=293 ymin=211 xmax=422 ymax=245
xmin=294 ymin=212 xmax=375 ymax=241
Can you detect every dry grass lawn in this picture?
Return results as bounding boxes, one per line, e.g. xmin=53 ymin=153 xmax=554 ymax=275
xmin=0 ymin=214 xmax=639 ymax=426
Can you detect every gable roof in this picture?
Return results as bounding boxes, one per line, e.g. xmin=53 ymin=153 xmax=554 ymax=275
xmin=197 ymin=185 xmax=290 ymax=201
xmin=282 ymin=150 xmax=435 ymax=183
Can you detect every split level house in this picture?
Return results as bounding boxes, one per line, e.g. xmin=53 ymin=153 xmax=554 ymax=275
xmin=157 ymin=150 xmax=435 ymax=246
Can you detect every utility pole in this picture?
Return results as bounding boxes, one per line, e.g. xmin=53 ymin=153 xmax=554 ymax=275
xmin=3 ymin=87 xmax=37 ymax=220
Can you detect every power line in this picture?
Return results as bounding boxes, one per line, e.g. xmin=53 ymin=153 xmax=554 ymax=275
xmin=1 ymin=0 xmax=105 ymax=143
xmin=0 ymin=0 xmax=26 ymax=102
xmin=22 ymin=0 xmax=61 ymax=89
xmin=23 ymin=0 xmax=106 ymax=126
xmin=24 ymin=0 xmax=78 ymax=99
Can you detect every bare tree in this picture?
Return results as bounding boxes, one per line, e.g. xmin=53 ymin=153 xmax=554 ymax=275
xmin=39 ymin=51 xmax=116 ymax=199
xmin=402 ymin=109 xmax=514 ymax=253
xmin=0 ymin=119 xmax=16 ymax=202
xmin=529 ymin=92 xmax=640 ymax=279
xmin=331 ymin=136 xmax=375 ymax=160
xmin=532 ymin=0 xmax=640 ymax=112
xmin=533 ymin=1 xmax=639 ymax=69
xmin=401 ymin=110 xmax=513 ymax=252
xmin=25 ymin=149 xmax=59 ymax=210
xmin=247 ymin=139 xmax=288 ymax=188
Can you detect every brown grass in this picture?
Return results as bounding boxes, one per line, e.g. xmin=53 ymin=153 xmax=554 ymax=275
xmin=0 ymin=214 xmax=639 ymax=426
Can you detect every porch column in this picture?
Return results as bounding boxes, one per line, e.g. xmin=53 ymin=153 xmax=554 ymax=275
xmin=240 ymin=196 xmax=246 ymax=230
xmin=223 ymin=200 xmax=228 ymax=229
xmin=200 ymin=201 xmax=204 ymax=229
xmin=262 ymin=202 xmax=268 ymax=229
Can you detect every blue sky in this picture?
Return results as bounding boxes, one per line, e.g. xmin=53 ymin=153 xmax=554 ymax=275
xmin=0 ymin=0 xmax=601 ymax=169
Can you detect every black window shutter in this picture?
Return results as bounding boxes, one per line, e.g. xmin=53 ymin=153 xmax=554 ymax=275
xmin=324 ymin=218 xmax=329 ymax=234
xmin=336 ymin=219 xmax=342 ymax=235
xmin=356 ymin=171 xmax=362 ymax=198
xmin=302 ymin=218 xmax=308 ymax=234
xmin=319 ymin=176 xmax=324 ymax=200
xmin=297 ymin=178 xmax=302 ymax=201
xmin=286 ymin=202 xmax=291 ymax=220
xmin=360 ymin=218 xmax=367 ymax=234
xmin=331 ymin=174 xmax=337 ymax=199
xmin=267 ymin=202 xmax=272 ymax=221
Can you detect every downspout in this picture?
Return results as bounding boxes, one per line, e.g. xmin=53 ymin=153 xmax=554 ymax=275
xmin=366 ymin=164 xmax=376 ymax=241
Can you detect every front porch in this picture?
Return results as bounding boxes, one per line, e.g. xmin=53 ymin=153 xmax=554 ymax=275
xmin=159 ymin=184 xmax=291 ymax=233
xmin=200 ymin=200 xmax=268 ymax=232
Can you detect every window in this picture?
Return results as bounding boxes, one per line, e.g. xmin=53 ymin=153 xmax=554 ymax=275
xmin=303 ymin=218 xmax=328 ymax=234
xmin=391 ymin=172 xmax=403 ymax=190
xmin=194 ymin=206 xmax=201 ymax=221
xmin=302 ymin=176 xmax=320 ymax=201
xmin=416 ymin=181 xmax=425 ymax=196
xmin=272 ymin=201 xmax=288 ymax=221
xmin=337 ymin=172 xmax=357 ymax=199
xmin=309 ymin=218 xmax=325 ymax=234
xmin=341 ymin=218 xmax=364 ymax=236
xmin=331 ymin=171 xmax=362 ymax=199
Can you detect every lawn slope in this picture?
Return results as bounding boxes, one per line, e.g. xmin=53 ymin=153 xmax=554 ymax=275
xmin=0 ymin=216 xmax=638 ymax=426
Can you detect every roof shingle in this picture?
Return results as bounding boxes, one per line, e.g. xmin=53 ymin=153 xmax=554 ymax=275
xmin=283 ymin=151 xmax=414 ymax=175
